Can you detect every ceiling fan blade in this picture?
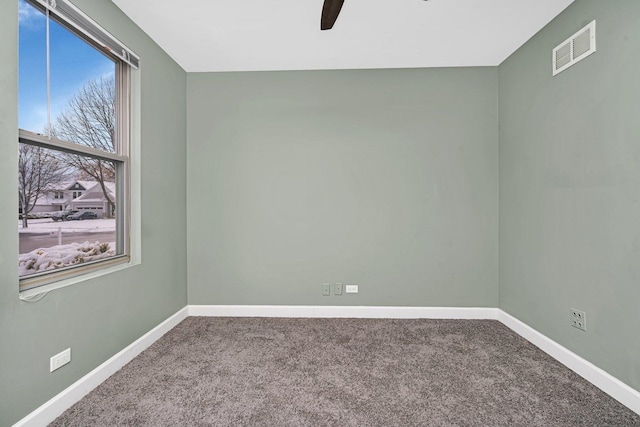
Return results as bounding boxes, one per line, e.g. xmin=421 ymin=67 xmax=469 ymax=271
xmin=321 ymin=0 xmax=345 ymax=30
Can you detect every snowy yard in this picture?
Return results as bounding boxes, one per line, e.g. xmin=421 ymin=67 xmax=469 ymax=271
xmin=19 ymin=241 xmax=116 ymax=276
xmin=18 ymin=218 xmax=116 ymax=234
xmin=18 ymin=219 xmax=117 ymax=276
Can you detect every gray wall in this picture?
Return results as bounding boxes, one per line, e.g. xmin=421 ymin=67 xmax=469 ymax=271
xmin=499 ymin=0 xmax=640 ymax=391
xmin=0 ymin=1 xmax=188 ymax=425
xmin=5 ymin=0 xmax=639 ymax=423
xmin=187 ymin=68 xmax=499 ymax=307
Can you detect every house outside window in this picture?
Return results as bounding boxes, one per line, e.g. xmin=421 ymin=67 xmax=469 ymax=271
xmin=18 ymin=0 xmax=139 ymax=290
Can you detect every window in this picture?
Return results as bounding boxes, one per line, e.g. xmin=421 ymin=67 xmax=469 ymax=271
xmin=18 ymin=0 xmax=139 ymax=290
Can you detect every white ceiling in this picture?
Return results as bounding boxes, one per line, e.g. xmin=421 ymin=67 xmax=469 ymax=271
xmin=111 ymin=0 xmax=574 ymax=73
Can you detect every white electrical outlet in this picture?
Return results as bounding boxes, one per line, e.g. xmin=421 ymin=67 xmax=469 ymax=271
xmin=345 ymin=284 xmax=358 ymax=294
xmin=50 ymin=348 xmax=71 ymax=372
xmin=571 ymin=308 xmax=587 ymax=331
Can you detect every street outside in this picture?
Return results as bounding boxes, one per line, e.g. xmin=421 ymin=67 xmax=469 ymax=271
xmin=19 ymin=218 xmax=116 ymax=254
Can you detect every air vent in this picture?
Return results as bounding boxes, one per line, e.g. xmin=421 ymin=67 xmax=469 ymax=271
xmin=552 ymin=20 xmax=596 ymax=76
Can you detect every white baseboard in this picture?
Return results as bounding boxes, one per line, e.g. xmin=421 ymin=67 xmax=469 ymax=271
xmin=498 ymin=310 xmax=640 ymax=415
xmin=14 ymin=304 xmax=639 ymax=426
xmin=13 ymin=307 xmax=189 ymax=427
xmin=188 ymin=304 xmax=500 ymax=319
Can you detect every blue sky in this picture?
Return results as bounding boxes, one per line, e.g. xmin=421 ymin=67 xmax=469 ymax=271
xmin=18 ymin=0 xmax=115 ymax=133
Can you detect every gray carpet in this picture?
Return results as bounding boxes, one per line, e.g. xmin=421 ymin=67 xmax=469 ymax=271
xmin=51 ymin=317 xmax=640 ymax=426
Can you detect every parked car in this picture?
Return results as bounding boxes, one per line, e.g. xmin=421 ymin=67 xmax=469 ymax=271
xmin=19 ymin=212 xmax=40 ymax=220
xmin=51 ymin=210 xmax=78 ymax=221
xmin=51 ymin=212 xmax=64 ymax=221
xmin=67 ymin=211 xmax=98 ymax=221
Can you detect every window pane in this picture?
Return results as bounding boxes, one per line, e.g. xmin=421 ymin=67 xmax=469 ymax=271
xmin=18 ymin=143 xmax=122 ymax=279
xmin=50 ymin=15 xmax=117 ymax=153
xmin=18 ymin=0 xmax=48 ymax=134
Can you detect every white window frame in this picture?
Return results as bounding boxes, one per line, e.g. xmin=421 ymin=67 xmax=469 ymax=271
xmin=18 ymin=0 xmax=141 ymax=299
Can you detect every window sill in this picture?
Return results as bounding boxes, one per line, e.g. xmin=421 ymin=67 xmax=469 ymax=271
xmin=19 ymin=256 xmax=140 ymax=301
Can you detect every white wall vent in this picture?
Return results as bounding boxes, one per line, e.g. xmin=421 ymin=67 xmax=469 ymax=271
xmin=552 ymin=20 xmax=596 ymax=76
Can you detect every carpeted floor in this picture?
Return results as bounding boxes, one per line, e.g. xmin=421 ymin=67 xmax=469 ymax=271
xmin=50 ymin=317 xmax=640 ymax=426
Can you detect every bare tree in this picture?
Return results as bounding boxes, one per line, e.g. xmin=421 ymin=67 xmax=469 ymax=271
xmin=18 ymin=144 xmax=68 ymax=228
xmin=51 ymin=76 xmax=117 ymax=217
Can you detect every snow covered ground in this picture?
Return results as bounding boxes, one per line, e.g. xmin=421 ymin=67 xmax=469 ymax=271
xmin=18 ymin=219 xmax=118 ymax=276
xmin=19 ymin=241 xmax=116 ymax=276
xmin=18 ymin=218 xmax=116 ymax=234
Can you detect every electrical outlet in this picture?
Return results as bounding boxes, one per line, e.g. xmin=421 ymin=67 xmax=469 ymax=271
xmin=571 ymin=308 xmax=587 ymax=331
xmin=334 ymin=283 xmax=343 ymax=295
xmin=50 ymin=348 xmax=71 ymax=372
xmin=322 ymin=283 xmax=331 ymax=296
xmin=345 ymin=284 xmax=358 ymax=294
